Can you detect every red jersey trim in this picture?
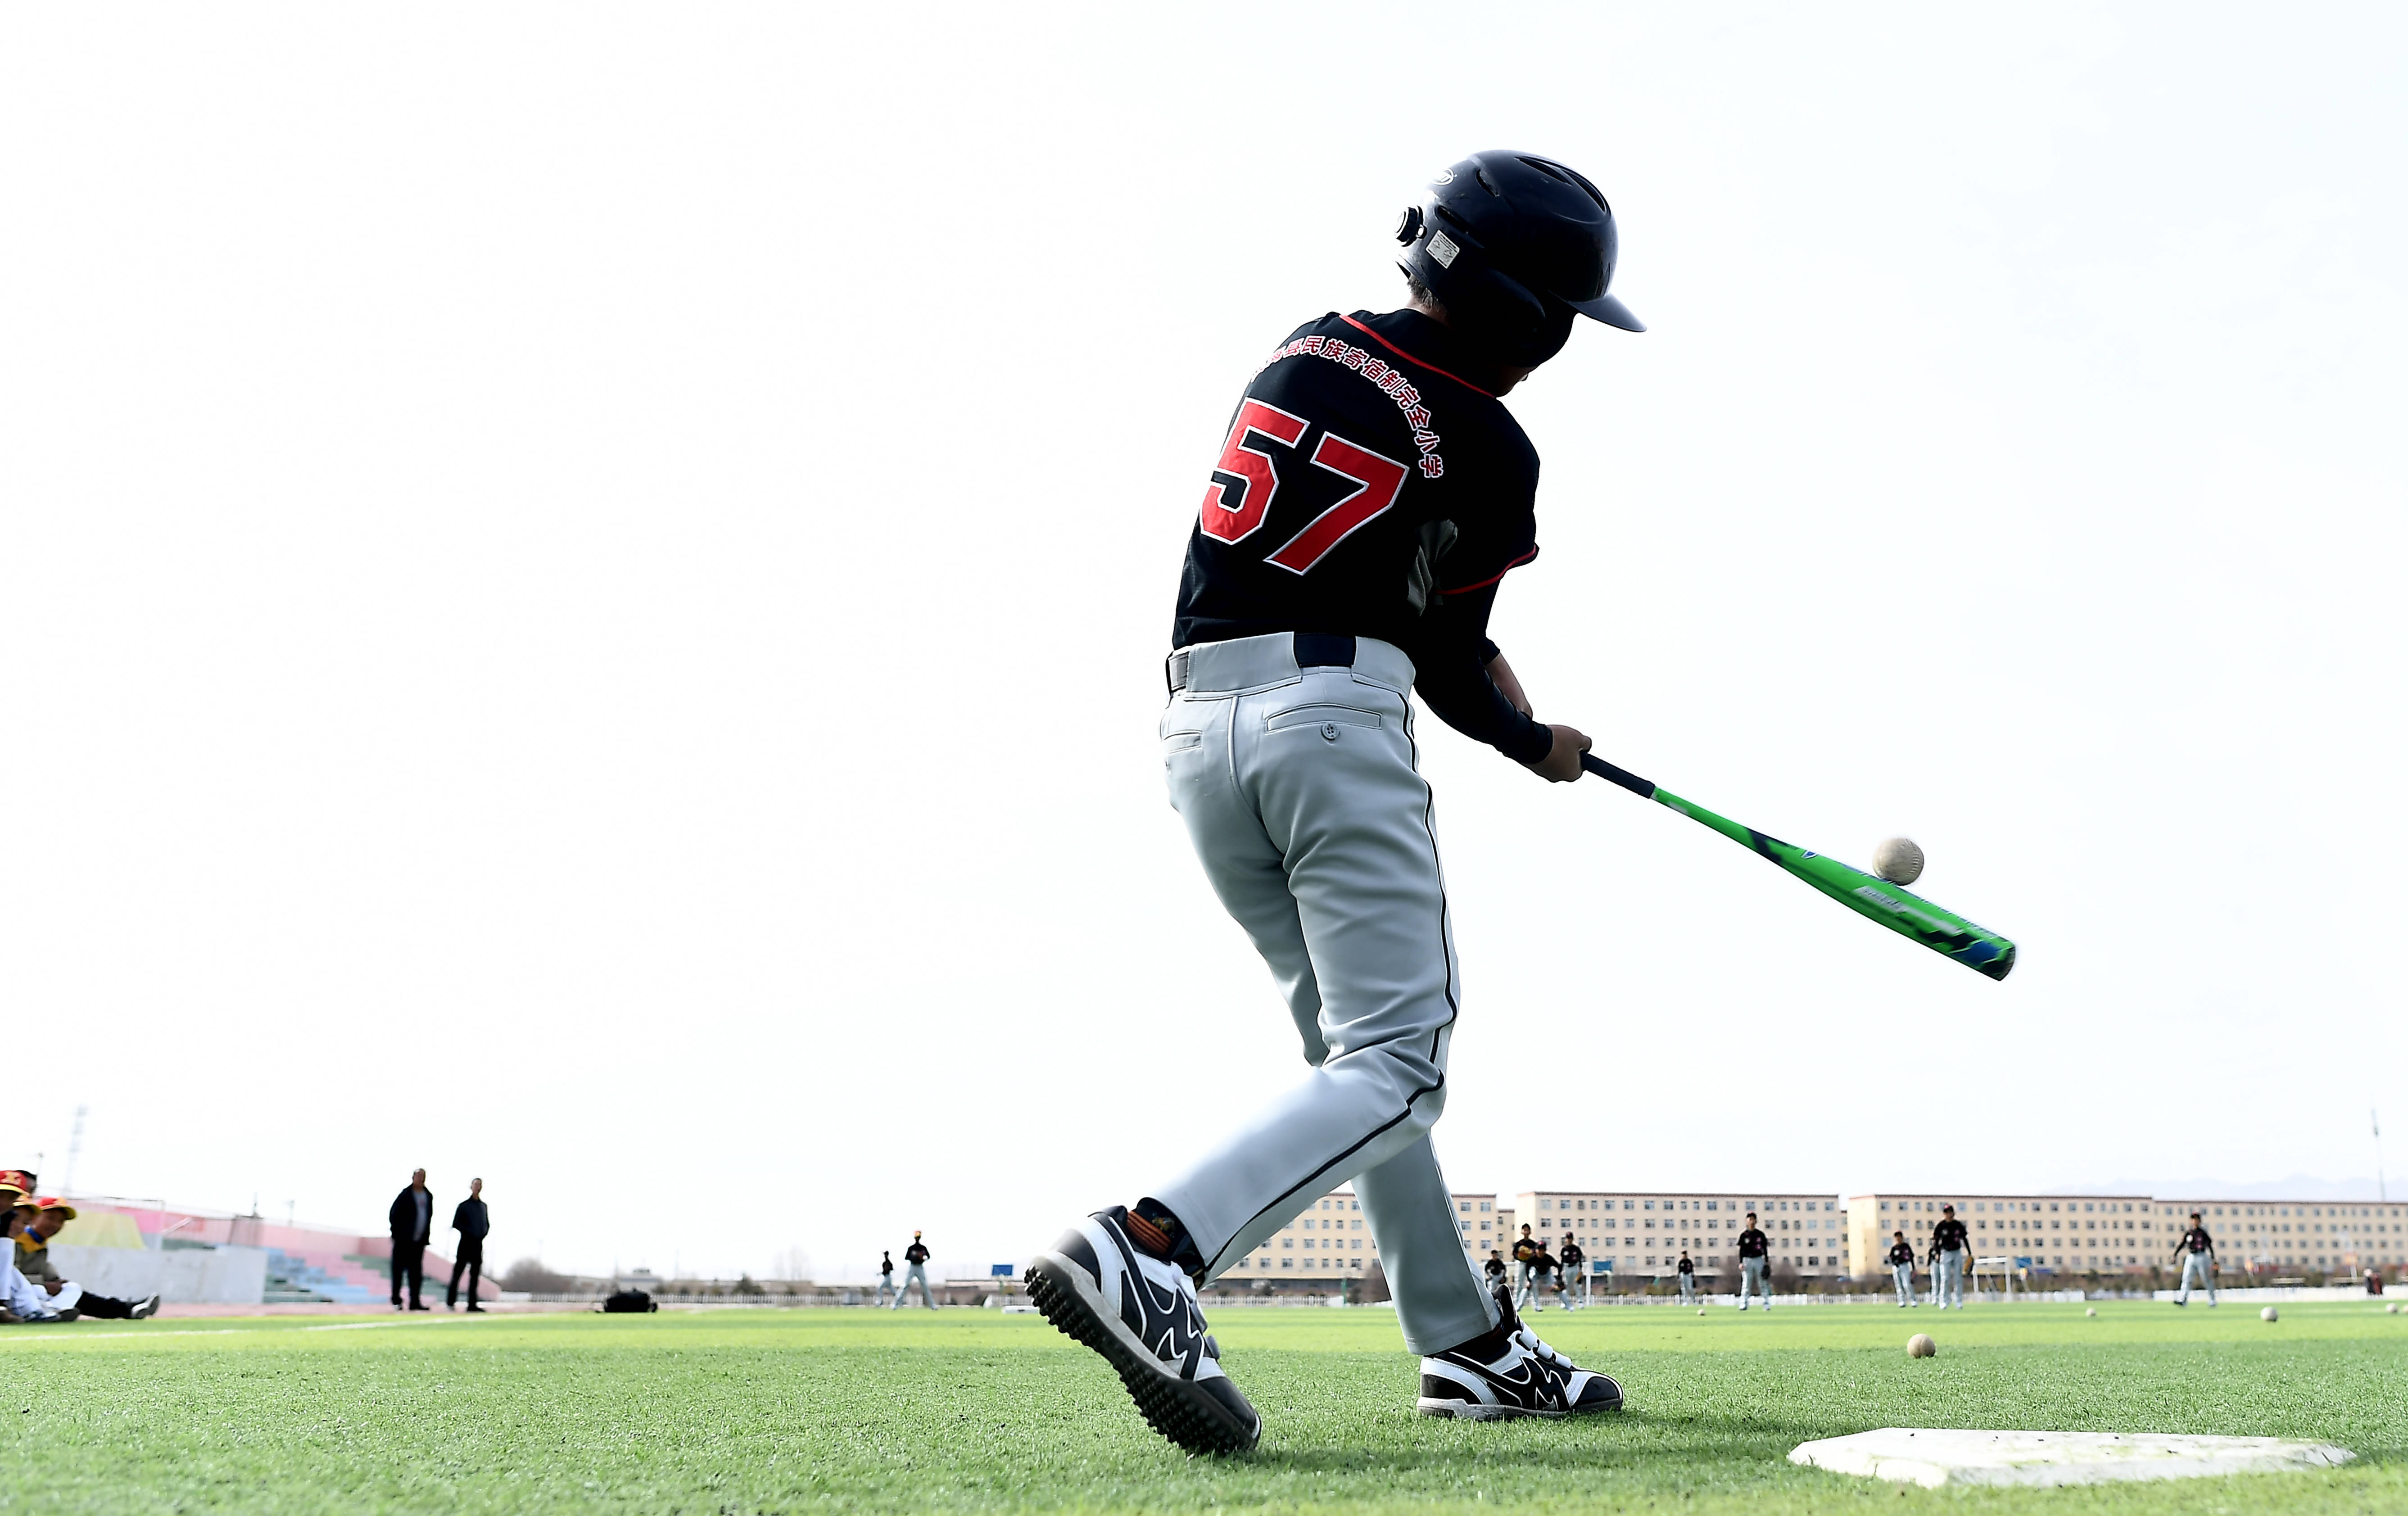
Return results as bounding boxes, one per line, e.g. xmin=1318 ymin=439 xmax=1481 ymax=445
xmin=1338 ymin=315 xmax=1494 ymax=398
xmin=1439 ymin=545 xmax=1539 ymax=595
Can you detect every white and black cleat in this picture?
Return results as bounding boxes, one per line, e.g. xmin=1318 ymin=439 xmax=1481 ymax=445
xmin=130 ymin=1295 xmax=162 ymax=1321
xmin=1417 ymin=1295 xmax=1623 ymax=1421
xmin=1027 ymin=1207 xmax=1260 ymax=1456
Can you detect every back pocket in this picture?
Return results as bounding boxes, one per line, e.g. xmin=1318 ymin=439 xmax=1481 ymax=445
xmin=1263 ymin=704 xmax=1383 ymax=734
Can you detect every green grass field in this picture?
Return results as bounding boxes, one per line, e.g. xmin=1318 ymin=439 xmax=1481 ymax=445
xmin=3 ymin=1300 xmax=2403 ymax=1513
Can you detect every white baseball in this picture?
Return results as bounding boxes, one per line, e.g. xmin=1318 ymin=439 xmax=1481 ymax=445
xmin=2261 ymin=1306 xmax=2279 ymax=1321
xmin=1907 ymin=1333 xmax=1936 ymax=1358
xmin=1871 ymin=837 xmax=1925 ymax=886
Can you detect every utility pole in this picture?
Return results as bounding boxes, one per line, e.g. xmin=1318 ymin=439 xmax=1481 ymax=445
xmin=63 ymin=1105 xmax=86 ymax=1195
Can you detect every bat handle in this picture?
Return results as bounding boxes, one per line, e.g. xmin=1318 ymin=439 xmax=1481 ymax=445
xmin=1579 ymin=751 xmax=1657 ymax=798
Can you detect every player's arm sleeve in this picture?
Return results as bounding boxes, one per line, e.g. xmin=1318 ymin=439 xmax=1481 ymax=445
xmin=1408 ymin=580 xmax=1551 ymax=764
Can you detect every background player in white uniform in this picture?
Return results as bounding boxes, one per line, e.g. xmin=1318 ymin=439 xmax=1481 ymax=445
xmin=1027 ymin=152 xmax=1645 ymax=1454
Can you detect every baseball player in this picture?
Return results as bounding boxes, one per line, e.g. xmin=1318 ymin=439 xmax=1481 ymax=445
xmin=1675 ymin=1251 xmax=1697 ymax=1304
xmin=1557 ymin=1234 xmax=1584 ymax=1309
xmin=1483 ymin=1249 xmax=1507 ymax=1292
xmin=894 ymin=1231 xmax=937 ymax=1310
xmin=1028 ymin=150 xmax=1643 ymax=1454
xmin=1734 ymin=1213 xmax=1772 ymax=1310
xmin=1886 ymin=1231 xmax=1917 ymax=1306
xmin=1928 ymin=1204 xmax=1970 ymax=1309
xmin=874 ymin=1249 xmax=896 ymax=1308
xmin=2170 ymin=1211 xmax=2217 ymax=1307
xmin=1510 ymin=1225 xmax=1545 ymax=1311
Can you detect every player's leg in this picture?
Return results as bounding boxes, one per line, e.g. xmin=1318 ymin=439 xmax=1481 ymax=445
xmin=1145 ymin=658 xmax=1462 ymax=1280
xmin=1353 ymin=1135 xmax=1494 ymax=1355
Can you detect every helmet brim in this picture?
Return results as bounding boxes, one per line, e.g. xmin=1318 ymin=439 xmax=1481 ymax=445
xmin=1570 ymin=291 xmax=1644 ymax=333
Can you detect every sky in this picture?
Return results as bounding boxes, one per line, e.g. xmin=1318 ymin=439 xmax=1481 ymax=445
xmin=4 ymin=4 xmax=2403 ymax=1285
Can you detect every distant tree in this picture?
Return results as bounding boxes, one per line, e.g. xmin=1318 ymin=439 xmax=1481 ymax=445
xmin=734 ymin=1273 xmax=766 ymax=1296
xmin=1357 ymin=1261 xmax=1392 ymax=1304
xmin=773 ymin=1247 xmax=813 ymax=1283
xmin=497 ymin=1258 xmax=576 ymax=1294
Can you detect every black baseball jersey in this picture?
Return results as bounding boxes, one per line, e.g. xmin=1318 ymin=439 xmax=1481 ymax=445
xmin=1737 ymin=1227 xmax=1769 ymax=1259
xmin=1676 ymin=1256 xmax=1694 ymax=1276
xmin=1174 ymin=309 xmax=1551 ymax=763
xmin=2180 ymin=1226 xmax=2213 ymax=1255
xmin=905 ymin=1242 xmax=929 ymax=1266
xmin=1512 ymin=1235 xmax=1542 ymax=1266
xmin=880 ymin=1254 xmax=893 ymax=1276
xmin=1932 ymin=1218 xmax=1969 ymax=1254
xmin=1559 ymin=1242 xmax=1584 ymax=1271
xmin=1887 ymin=1240 xmax=1915 ymax=1267
xmin=1484 ymin=1255 xmax=1507 ymax=1281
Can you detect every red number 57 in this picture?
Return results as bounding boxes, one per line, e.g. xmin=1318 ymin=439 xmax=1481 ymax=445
xmin=1198 ymin=403 xmax=1409 ymax=575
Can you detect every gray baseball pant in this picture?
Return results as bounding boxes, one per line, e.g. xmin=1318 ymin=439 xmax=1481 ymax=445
xmin=1933 ymin=1249 xmax=1964 ymax=1308
xmin=1892 ymin=1263 xmax=1914 ymax=1304
xmin=2178 ymin=1253 xmax=2215 ymax=1304
xmin=1150 ymin=634 xmax=1495 ymax=1356
xmin=875 ymin=1275 xmax=897 ymax=1307
xmin=1678 ymin=1273 xmax=1695 ymax=1303
xmin=896 ymin=1263 xmax=937 ymax=1308
xmin=1738 ymin=1256 xmax=1771 ymax=1307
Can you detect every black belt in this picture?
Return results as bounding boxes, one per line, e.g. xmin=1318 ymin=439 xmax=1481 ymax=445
xmin=1166 ymin=632 xmax=1357 ymax=695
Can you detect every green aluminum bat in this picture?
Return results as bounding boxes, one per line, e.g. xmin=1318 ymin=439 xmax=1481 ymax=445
xmin=1579 ymin=752 xmax=2016 ymax=980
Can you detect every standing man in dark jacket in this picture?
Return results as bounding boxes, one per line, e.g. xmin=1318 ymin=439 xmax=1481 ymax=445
xmin=447 ymin=1178 xmax=489 ymax=1312
xmin=389 ymin=1168 xmax=433 ymax=1311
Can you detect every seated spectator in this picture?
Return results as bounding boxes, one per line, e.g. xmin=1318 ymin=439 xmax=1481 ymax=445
xmin=0 ymin=1195 xmax=68 ymax=1323
xmin=22 ymin=1200 xmax=159 ymax=1320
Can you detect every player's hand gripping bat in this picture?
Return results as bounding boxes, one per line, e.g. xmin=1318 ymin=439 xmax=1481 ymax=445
xmin=1578 ymin=752 xmax=2016 ymax=980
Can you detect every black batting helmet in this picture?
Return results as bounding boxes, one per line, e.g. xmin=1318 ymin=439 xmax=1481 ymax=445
xmin=1395 ymin=151 xmax=1642 ymax=367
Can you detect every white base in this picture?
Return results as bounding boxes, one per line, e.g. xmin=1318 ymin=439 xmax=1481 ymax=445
xmin=1790 ymin=1429 xmax=2353 ymax=1489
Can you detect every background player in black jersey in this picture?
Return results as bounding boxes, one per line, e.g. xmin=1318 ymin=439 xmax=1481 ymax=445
xmin=875 ymin=1249 xmax=896 ymax=1308
xmin=1929 ymin=1205 xmax=1970 ymax=1309
xmin=1676 ymin=1251 xmax=1697 ymax=1304
xmin=1511 ymin=1225 xmax=1546 ymax=1311
xmin=1886 ymin=1231 xmax=1917 ymax=1307
xmin=1484 ymin=1249 xmax=1508 ymax=1292
xmin=1558 ymin=1234 xmax=1585 ymax=1309
xmin=2170 ymin=1211 xmax=2218 ymax=1306
xmin=1735 ymin=1214 xmax=1772 ymax=1311
xmin=1028 ymin=151 xmax=1642 ymax=1453
xmin=895 ymin=1232 xmax=937 ymax=1311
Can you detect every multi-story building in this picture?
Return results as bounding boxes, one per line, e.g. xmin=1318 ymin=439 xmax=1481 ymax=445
xmin=1847 ymin=1192 xmax=2156 ymax=1277
xmin=2151 ymin=1198 xmax=2408 ymax=1274
xmin=1213 ymin=1190 xmax=1499 ymax=1282
xmin=1513 ymin=1189 xmax=1846 ymax=1279
xmin=1205 ymin=1186 xmax=2408 ymax=1289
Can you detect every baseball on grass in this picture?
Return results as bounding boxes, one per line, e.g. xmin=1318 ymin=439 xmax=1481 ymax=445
xmin=2261 ymin=1306 xmax=2280 ymax=1321
xmin=1697 ymin=1308 xmax=1707 ymax=1316
xmin=2085 ymin=1307 xmax=2097 ymax=1317
xmin=2388 ymin=1303 xmax=2399 ymax=1315
xmin=1907 ymin=1333 xmax=1936 ymax=1358
xmin=1871 ymin=837 xmax=1925 ymax=886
